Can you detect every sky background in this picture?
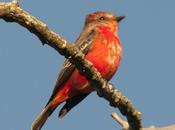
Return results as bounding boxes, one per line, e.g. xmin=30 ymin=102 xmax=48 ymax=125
xmin=0 ymin=0 xmax=175 ymax=130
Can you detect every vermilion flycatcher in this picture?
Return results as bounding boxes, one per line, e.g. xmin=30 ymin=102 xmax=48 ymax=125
xmin=32 ymin=11 xmax=124 ymax=130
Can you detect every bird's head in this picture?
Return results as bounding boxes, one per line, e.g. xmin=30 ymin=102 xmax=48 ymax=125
xmin=85 ymin=11 xmax=125 ymax=33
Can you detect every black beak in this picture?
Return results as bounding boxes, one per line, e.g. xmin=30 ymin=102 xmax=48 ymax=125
xmin=116 ymin=16 xmax=125 ymax=22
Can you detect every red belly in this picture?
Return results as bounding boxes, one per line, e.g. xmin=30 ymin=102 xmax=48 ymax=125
xmin=69 ymin=36 xmax=122 ymax=93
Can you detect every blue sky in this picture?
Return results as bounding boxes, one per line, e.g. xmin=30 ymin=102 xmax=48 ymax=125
xmin=0 ymin=0 xmax=175 ymax=130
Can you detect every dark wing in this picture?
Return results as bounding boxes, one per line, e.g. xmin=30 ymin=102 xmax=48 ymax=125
xmin=58 ymin=93 xmax=89 ymax=118
xmin=45 ymin=29 xmax=95 ymax=106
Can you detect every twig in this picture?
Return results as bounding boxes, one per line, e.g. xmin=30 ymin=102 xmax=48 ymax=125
xmin=111 ymin=112 xmax=129 ymax=130
xmin=0 ymin=1 xmax=142 ymax=130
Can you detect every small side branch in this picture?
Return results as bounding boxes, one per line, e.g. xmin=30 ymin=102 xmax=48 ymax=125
xmin=0 ymin=1 xmax=142 ymax=130
xmin=111 ymin=112 xmax=129 ymax=130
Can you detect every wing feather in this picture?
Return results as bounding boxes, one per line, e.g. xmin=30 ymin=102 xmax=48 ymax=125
xmin=45 ymin=28 xmax=95 ymax=106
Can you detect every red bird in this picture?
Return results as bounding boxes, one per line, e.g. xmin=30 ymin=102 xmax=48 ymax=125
xmin=32 ymin=11 xmax=124 ymax=130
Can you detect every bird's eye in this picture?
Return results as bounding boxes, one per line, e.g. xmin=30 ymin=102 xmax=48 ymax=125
xmin=99 ymin=16 xmax=106 ymax=21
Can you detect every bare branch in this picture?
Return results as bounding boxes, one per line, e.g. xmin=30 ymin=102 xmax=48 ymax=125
xmin=111 ymin=112 xmax=129 ymax=130
xmin=111 ymin=112 xmax=175 ymax=130
xmin=0 ymin=1 xmax=142 ymax=130
xmin=144 ymin=125 xmax=175 ymax=130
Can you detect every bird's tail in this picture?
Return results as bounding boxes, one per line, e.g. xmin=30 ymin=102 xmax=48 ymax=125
xmin=31 ymin=104 xmax=56 ymax=130
xmin=31 ymin=84 xmax=71 ymax=130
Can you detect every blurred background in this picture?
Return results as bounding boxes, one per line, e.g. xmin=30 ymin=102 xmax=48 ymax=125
xmin=0 ymin=0 xmax=175 ymax=130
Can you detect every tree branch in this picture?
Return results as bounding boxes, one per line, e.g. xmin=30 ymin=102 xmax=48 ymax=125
xmin=0 ymin=1 xmax=142 ymax=130
xmin=111 ymin=111 xmax=175 ymax=130
xmin=111 ymin=112 xmax=129 ymax=130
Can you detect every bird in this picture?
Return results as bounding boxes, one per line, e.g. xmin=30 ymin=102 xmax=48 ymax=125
xmin=31 ymin=11 xmax=124 ymax=130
